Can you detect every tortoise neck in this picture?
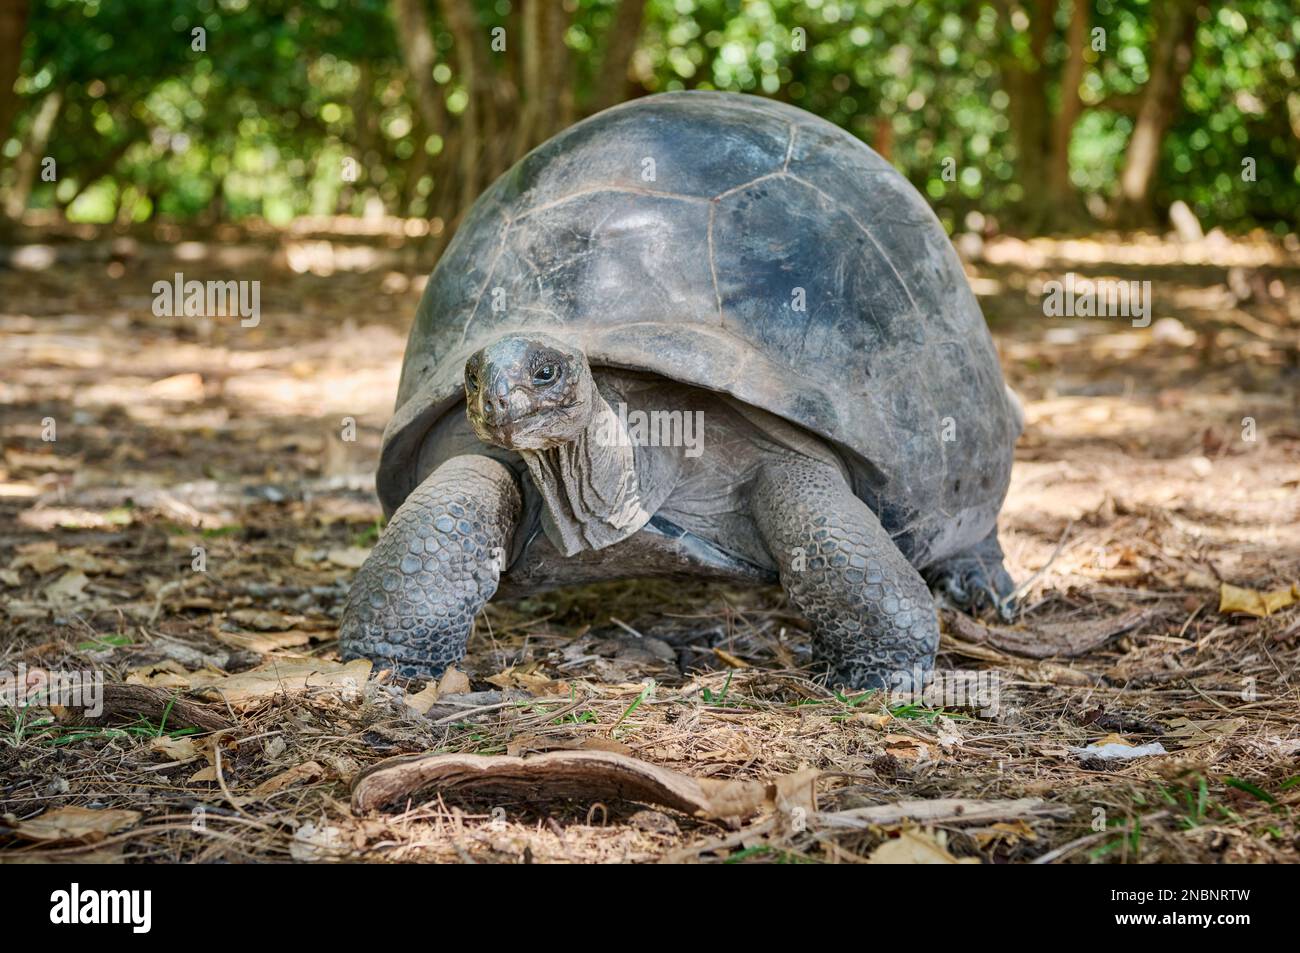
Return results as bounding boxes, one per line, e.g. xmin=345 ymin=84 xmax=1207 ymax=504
xmin=519 ymin=390 xmax=652 ymax=556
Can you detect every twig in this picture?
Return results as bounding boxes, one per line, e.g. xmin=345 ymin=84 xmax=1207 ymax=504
xmin=428 ymin=699 xmax=526 ymax=725
xmin=1010 ymin=520 xmax=1073 ymax=603
xmin=816 ymin=797 xmax=1071 ymax=830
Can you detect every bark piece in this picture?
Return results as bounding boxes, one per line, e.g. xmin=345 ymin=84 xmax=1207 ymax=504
xmin=942 ymin=607 xmax=1155 ymax=659
xmin=60 ymin=683 xmax=232 ymax=732
xmin=352 ymin=749 xmax=818 ymax=820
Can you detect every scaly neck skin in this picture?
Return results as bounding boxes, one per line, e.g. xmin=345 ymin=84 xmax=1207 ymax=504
xmin=519 ymin=390 xmax=651 ymax=556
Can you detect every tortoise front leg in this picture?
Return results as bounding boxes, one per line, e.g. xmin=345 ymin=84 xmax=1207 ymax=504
xmin=339 ymin=455 xmax=521 ymax=679
xmin=750 ymin=458 xmax=939 ymax=691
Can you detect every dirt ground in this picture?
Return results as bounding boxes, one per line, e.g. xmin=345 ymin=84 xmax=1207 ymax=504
xmin=1 ymin=224 xmax=1298 ymax=863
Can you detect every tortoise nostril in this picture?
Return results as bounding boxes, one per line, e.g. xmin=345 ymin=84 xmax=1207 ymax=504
xmin=479 ymin=391 xmax=509 ymax=424
xmin=478 ymin=376 xmax=511 ymax=425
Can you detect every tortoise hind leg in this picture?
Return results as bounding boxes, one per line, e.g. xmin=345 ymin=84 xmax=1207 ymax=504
xmin=339 ymin=455 xmax=521 ymax=678
xmin=923 ymin=528 xmax=1017 ymax=622
xmin=750 ymin=458 xmax=939 ymax=691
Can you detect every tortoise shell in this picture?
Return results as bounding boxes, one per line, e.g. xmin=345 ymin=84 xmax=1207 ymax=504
xmin=379 ymin=91 xmax=1018 ymax=565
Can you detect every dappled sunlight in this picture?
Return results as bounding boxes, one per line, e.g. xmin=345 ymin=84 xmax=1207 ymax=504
xmin=1 ymin=0 xmax=1298 ymax=868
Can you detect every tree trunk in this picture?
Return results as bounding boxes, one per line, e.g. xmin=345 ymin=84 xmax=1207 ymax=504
xmin=872 ymin=115 xmax=894 ymax=162
xmin=438 ymin=0 xmax=493 ymax=214
xmin=351 ymin=61 xmax=380 ymax=171
xmin=542 ymin=1 xmax=574 ymax=134
xmin=514 ymin=0 xmax=542 ymax=156
xmin=515 ymin=0 xmax=572 ymax=155
xmin=1050 ymin=0 xmax=1088 ymax=196
xmin=1001 ymin=0 xmax=1054 ymax=226
xmin=1116 ymin=0 xmax=1199 ymax=223
xmin=4 ymin=89 xmax=61 ymax=220
xmin=0 ymin=0 xmax=29 ymax=150
xmin=586 ymin=0 xmax=646 ymax=115
xmin=399 ymin=116 xmax=432 ymax=214
xmin=391 ymin=0 xmax=446 ymax=135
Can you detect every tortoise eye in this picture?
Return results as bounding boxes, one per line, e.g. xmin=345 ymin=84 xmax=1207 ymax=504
xmin=532 ymin=363 xmax=560 ymax=387
xmin=466 ymin=373 xmax=479 ymax=393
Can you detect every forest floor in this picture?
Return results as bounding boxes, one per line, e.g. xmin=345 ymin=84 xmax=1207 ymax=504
xmin=1 ymin=223 xmax=1298 ymax=864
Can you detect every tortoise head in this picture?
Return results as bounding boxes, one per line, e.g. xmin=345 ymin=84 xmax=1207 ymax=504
xmin=464 ymin=333 xmax=596 ymax=450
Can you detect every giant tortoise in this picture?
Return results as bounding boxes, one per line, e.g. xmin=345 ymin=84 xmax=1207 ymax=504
xmin=339 ymin=91 xmax=1021 ymax=690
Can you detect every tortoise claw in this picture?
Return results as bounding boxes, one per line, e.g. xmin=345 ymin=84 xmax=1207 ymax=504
xmin=924 ymin=533 xmax=1018 ymax=624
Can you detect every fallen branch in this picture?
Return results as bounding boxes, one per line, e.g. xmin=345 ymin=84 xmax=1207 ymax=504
xmin=352 ymin=750 xmax=819 ymax=821
xmin=60 ymin=683 xmax=232 ymax=733
xmin=816 ymin=797 xmax=1071 ymax=830
xmin=943 ymin=607 xmax=1156 ymax=659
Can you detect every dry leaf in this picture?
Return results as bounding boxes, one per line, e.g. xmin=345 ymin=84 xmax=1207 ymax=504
xmin=293 ymin=545 xmax=324 ymax=568
xmin=16 ymin=540 xmax=57 ymax=556
xmin=973 ymin=819 xmax=1039 ymax=847
xmin=405 ymin=682 xmax=441 ymax=715
xmin=884 ymin=734 xmax=934 ymax=762
xmin=126 ymin=660 xmax=195 ymax=688
xmin=44 ymin=570 xmax=89 ymax=603
xmin=195 ymin=657 xmax=371 ymax=709
xmin=867 ymin=829 xmax=979 ymax=864
xmin=1218 ymin=582 xmax=1298 ymax=617
xmin=851 ymin=711 xmax=893 ymax=729
xmin=227 ymin=609 xmax=310 ymax=631
xmin=1094 ymin=732 xmax=1134 ymax=747
xmin=10 ymin=547 xmax=129 ymax=576
xmin=146 ymin=372 xmax=205 ymax=401
xmin=11 ymin=806 xmax=140 ymax=844
xmin=437 ymin=666 xmax=470 ymax=695
xmin=213 ymin=629 xmax=313 ymax=653
xmin=1163 ymin=716 xmax=1246 ymax=747
xmin=408 ymin=664 xmax=473 ymax=713
xmin=327 ymin=547 xmax=370 ymax=568
xmin=250 ymin=761 xmax=324 ymax=797
xmin=149 ymin=736 xmax=200 ymax=762
xmin=486 ymin=664 xmax=567 ymax=696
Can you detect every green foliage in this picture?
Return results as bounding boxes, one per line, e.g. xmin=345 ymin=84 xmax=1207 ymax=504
xmin=1172 ymin=2 xmax=1300 ymax=228
xmin=2 ymin=0 xmax=1296 ymax=231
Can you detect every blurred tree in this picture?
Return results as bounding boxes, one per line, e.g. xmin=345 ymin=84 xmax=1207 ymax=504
xmin=0 ymin=0 xmax=29 ymax=149
xmin=0 ymin=0 xmax=1295 ymax=237
xmin=587 ymin=0 xmax=646 ymax=113
xmin=1115 ymin=0 xmax=1198 ymax=224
